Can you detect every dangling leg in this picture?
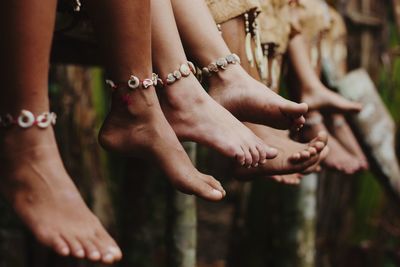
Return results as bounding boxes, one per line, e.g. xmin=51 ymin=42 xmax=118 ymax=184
xmin=288 ymin=34 xmax=362 ymax=113
xmin=213 ymin=14 xmax=328 ymax=179
xmin=85 ymin=0 xmax=226 ymax=201
xmin=0 ymin=1 xmax=122 ymax=264
xmin=326 ymin=114 xmax=369 ymax=170
xmin=151 ymin=0 xmax=278 ymax=167
xmin=170 ymin=0 xmax=308 ymax=130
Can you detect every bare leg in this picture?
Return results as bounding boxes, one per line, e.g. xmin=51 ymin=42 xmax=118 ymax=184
xmin=170 ymin=0 xmax=308 ymax=130
xmin=327 ymin=114 xmax=369 ymax=170
xmin=151 ymin=0 xmax=278 ymax=167
xmin=86 ymin=0 xmax=226 ymax=201
xmin=301 ymin=112 xmax=362 ymax=174
xmin=288 ymin=34 xmax=362 ymax=113
xmin=0 ymin=1 xmax=121 ymax=264
xmin=215 ymin=15 xmax=328 ymax=179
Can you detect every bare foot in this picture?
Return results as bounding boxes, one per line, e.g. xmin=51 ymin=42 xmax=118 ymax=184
xmin=0 ymin=127 xmax=122 ymax=264
xmin=234 ymin=124 xmax=328 ymax=180
xmin=301 ymin=82 xmax=362 ymax=113
xmin=327 ymin=114 xmax=369 ymax=170
xmin=208 ymin=64 xmax=308 ymax=131
xmin=99 ymin=88 xmax=226 ymax=201
xmin=270 ymin=173 xmax=304 ymax=185
xmin=159 ymin=74 xmax=278 ymax=167
xmin=301 ymin=114 xmax=362 ymax=174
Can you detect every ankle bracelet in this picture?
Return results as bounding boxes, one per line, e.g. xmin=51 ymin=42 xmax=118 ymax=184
xmin=201 ymin=54 xmax=241 ymax=77
xmin=105 ymin=73 xmax=161 ymax=91
xmin=163 ymin=62 xmax=197 ymax=86
xmin=0 ymin=110 xmax=57 ymax=129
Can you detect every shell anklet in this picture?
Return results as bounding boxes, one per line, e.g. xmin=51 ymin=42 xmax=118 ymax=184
xmin=162 ymin=61 xmax=197 ymax=86
xmin=0 ymin=110 xmax=57 ymax=129
xmin=201 ymin=54 xmax=241 ymax=78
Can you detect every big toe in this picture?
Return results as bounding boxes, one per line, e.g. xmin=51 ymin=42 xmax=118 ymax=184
xmin=189 ymin=174 xmax=225 ymax=201
xmin=52 ymin=236 xmax=70 ymax=257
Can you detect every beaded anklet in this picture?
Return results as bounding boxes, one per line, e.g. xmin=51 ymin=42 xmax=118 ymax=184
xmin=105 ymin=74 xmax=161 ymax=105
xmin=0 ymin=110 xmax=57 ymax=129
xmin=163 ymin=62 xmax=196 ymax=86
xmin=201 ymin=54 xmax=241 ymax=77
xmin=105 ymin=73 xmax=160 ymax=91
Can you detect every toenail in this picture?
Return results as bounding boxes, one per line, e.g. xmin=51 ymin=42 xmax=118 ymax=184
xmin=261 ymin=159 xmax=267 ymax=164
xmin=76 ymin=249 xmax=85 ymax=258
xmin=90 ymin=251 xmax=101 ymax=259
xmin=253 ymin=163 xmax=259 ymax=167
xmin=211 ymin=189 xmax=223 ymax=199
xmin=60 ymin=247 xmax=70 ymax=256
xmin=109 ymin=246 xmax=121 ymax=256
xmin=103 ymin=253 xmax=114 ymax=263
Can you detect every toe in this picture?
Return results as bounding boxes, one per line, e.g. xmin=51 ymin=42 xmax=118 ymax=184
xmin=256 ymin=144 xmax=268 ymax=164
xmin=235 ymin=149 xmax=246 ymax=166
xmin=249 ymin=146 xmax=260 ymax=167
xmin=64 ymin=236 xmax=85 ymax=259
xmin=299 ymin=150 xmax=311 ymax=159
xmin=193 ymin=176 xmax=224 ymax=201
xmin=290 ymin=152 xmax=301 ymax=161
xmin=307 ymin=147 xmax=317 ymax=156
xmin=79 ymin=238 xmax=101 ymax=262
xmin=201 ymin=175 xmax=225 ymax=196
xmin=269 ymin=175 xmax=283 ymax=182
xmin=94 ymin=230 xmax=123 ymax=262
xmin=52 ymin=236 xmax=70 ymax=257
xmin=242 ymin=146 xmax=253 ymax=168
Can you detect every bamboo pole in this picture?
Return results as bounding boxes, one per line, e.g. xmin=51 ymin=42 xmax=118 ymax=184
xmin=168 ymin=142 xmax=197 ymax=267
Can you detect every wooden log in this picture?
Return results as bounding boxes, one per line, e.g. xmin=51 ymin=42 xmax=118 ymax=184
xmin=337 ymin=69 xmax=400 ymax=202
xmin=168 ymin=142 xmax=197 ymax=267
xmin=295 ymin=174 xmax=318 ymax=267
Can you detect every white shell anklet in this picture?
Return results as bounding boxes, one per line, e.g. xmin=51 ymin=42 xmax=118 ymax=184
xmin=163 ymin=62 xmax=197 ymax=85
xmin=105 ymin=73 xmax=159 ymax=91
xmin=201 ymin=54 xmax=241 ymax=77
xmin=0 ymin=110 xmax=57 ymax=129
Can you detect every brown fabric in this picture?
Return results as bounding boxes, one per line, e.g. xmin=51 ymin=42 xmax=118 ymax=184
xmin=321 ymin=7 xmax=347 ymax=77
xmin=205 ymin=0 xmax=261 ymax=24
xmin=297 ymin=0 xmax=332 ymax=45
xmin=258 ymin=0 xmax=291 ymax=54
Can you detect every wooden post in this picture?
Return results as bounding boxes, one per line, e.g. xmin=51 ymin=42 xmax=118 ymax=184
xmin=168 ymin=142 xmax=197 ymax=267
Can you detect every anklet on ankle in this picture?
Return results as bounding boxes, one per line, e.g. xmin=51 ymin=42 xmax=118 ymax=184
xmin=0 ymin=110 xmax=57 ymax=129
xmin=105 ymin=73 xmax=158 ymax=91
xmin=201 ymin=54 xmax=241 ymax=77
xmin=163 ymin=62 xmax=197 ymax=85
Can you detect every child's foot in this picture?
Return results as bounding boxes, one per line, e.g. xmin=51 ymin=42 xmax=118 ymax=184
xmin=0 ymin=127 xmax=122 ymax=264
xmin=234 ymin=124 xmax=328 ymax=179
xmin=301 ymin=115 xmax=362 ymax=174
xmin=301 ymin=82 xmax=362 ymax=113
xmin=99 ymin=88 xmax=225 ymax=201
xmin=159 ymin=75 xmax=278 ymax=167
xmin=327 ymin=115 xmax=369 ymax=170
xmin=208 ymin=64 xmax=308 ymax=130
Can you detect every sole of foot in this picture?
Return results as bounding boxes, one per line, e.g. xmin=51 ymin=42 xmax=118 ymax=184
xmin=208 ymin=65 xmax=308 ymax=131
xmin=301 ymin=85 xmax=362 ymax=114
xmin=233 ymin=124 xmax=328 ymax=180
xmin=159 ymin=74 xmax=278 ymax=167
xmin=300 ymin=119 xmax=362 ymax=175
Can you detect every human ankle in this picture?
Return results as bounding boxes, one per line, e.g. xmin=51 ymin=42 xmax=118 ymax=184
xmin=208 ymin=63 xmax=247 ymax=87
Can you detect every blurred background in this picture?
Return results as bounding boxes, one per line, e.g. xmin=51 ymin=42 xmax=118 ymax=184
xmin=1 ymin=0 xmax=400 ymax=266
